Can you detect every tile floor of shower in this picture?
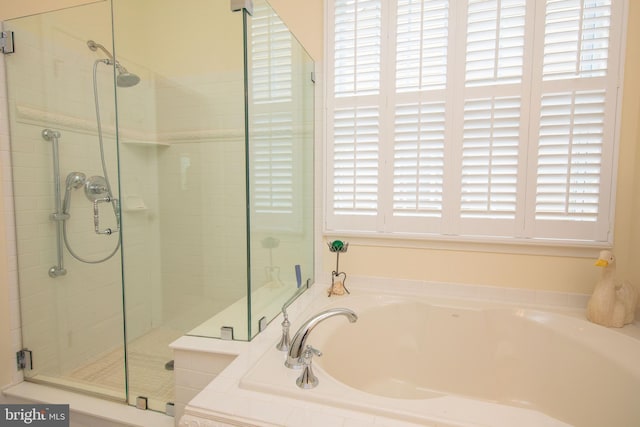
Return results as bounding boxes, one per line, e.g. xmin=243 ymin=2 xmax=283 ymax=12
xmin=28 ymin=297 xmax=227 ymax=411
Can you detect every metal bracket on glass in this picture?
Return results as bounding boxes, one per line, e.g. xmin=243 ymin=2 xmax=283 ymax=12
xmin=136 ymin=396 xmax=148 ymax=410
xmin=165 ymin=402 xmax=175 ymax=416
xmin=258 ymin=316 xmax=268 ymax=332
xmin=1 ymin=31 xmax=15 ymax=54
xmin=230 ymin=0 xmax=253 ymax=15
xmin=16 ymin=349 xmax=32 ymax=371
xmin=221 ymin=326 xmax=234 ymax=340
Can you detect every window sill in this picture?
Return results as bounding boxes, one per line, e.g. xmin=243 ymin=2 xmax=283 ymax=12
xmin=322 ymin=231 xmax=611 ymax=259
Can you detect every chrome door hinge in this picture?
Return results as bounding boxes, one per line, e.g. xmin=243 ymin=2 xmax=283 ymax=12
xmin=16 ymin=349 xmax=32 ymax=370
xmin=1 ymin=31 xmax=15 ymax=54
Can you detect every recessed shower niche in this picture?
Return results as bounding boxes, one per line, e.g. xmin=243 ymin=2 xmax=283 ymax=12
xmin=3 ymin=0 xmax=314 ymax=412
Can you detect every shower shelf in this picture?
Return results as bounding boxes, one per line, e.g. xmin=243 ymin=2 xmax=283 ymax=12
xmin=123 ymin=195 xmax=148 ymax=212
xmin=120 ymin=138 xmax=170 ymax=147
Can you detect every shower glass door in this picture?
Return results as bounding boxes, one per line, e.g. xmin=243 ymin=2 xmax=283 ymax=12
xmin=4 ymin=2 xmax=126 ymax=401
xmin=111 ymin=0 xmax=247 ymax=411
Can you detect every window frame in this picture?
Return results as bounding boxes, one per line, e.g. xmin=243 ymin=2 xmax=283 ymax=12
xmin=323 ymin=0 xmax=627 ymax=251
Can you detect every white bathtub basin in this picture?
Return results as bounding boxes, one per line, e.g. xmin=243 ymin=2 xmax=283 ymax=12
xmin=241 ymin=291 xmax=640 ymax=427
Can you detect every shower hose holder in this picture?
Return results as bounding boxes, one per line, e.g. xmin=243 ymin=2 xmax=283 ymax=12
xmin=328 ymin=240 xmax=349 ymax=297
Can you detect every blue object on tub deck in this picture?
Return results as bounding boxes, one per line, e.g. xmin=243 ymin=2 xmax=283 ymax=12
xmin=295 ymin=264 xmax=302 ymax=288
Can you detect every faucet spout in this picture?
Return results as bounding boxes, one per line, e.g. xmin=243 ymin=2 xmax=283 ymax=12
xmin=285 ymin=308 xmax=357 ymax=368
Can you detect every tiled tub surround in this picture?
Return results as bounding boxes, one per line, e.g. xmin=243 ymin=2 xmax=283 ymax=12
xmin=177 ymin=277 xmax=640 ymax=427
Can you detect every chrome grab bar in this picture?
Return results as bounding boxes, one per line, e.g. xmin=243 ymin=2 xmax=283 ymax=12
xmin=42 ymin=129 xmax=67 ymax=278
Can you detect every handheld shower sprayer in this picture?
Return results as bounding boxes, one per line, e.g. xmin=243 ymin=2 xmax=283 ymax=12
xmin=62 ymin=172 xmax=86 ymax=214
xmin=66 ymin=172 xmax=86 ymax=190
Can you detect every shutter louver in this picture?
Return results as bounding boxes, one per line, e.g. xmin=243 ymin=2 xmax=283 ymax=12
xmin=393 ymin=102 xmax=445 ymax=217
xmin=334 ymin=0 xmax=382 ymax=97
xmin=252 ymin=2 xmax=292 ymax=103
xmin=543 ymin=0 xmax=611 ymax=80
xmin=535 ymin=91 xmax=605 ymax=222
xmin=252 ymin=112 xmax=294 ymax=214
xmin=465 ymin=0 xmax=526 ymax=86
xmin=333 ymin=107 xmax=380 ymax=215
xmin=396 ymin=0 xmax=449 ymax=92
xmin=461 ymin=97 xmax=521 ymax=219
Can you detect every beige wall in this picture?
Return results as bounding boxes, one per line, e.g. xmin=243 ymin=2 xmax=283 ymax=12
xmin=268 ymin=0 xmax=323 ymax=61
xmin=0 ymin=0 xmax=101 ymax=21
xmin=618 ymin=1 xmax=640 ymax=288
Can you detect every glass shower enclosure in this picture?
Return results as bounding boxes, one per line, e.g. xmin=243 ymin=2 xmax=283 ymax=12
xmin=2 ymin=0 xmax=314 ymax=413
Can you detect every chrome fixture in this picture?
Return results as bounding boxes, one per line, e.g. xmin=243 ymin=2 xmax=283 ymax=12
xmin=1 ymin=31 xmax=15 ymax=54
xmin=230 ymin=0 xmax=254 ymax=15
xmin=83 ymin=175 xmax=119 ymax=236
xmin=87 ymin=40 xmax=140 ymax=87
xmin=42 ymin=37 xmax=135 ymax=276
xmin=62 ymin=172 xmax=86 ymax=213
xmin=276 ymin=266 xmax=310 ymax=352
xmin=42 ymin=128 xmax=120 ymax=273
xmin=275 ymin=286 xmax=304 ymax=351
xmin=42 ymin=129 xmax=67 ymax=278
xmin=296 ymin=345 xmax=322 ymax=389
xmin=84 ymin=175 xmax=108 ymax=201
xmin=285 ymin=308 xmax=357 ymax=369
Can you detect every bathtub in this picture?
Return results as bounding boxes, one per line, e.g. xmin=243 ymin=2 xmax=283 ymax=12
xmin=239 ymin=289 xmax=640 ymax=427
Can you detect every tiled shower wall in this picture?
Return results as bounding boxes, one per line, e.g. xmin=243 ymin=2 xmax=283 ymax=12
xmin=154 ymin=74 xmax=248 ymax=329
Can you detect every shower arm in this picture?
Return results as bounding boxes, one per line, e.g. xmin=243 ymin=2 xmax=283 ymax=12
xmin=87 ymin=40 xmax=115 ymax=62
xmin=87 ymin=40 xmax=130 ymax=74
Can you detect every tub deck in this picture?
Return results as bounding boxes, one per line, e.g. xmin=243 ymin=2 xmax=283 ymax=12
xmin=179 ymin=278 xmax=640 ymax=427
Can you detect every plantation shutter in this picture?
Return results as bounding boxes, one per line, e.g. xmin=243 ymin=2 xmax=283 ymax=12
xmin=456 ymin=0 xmax=528 ymax=237
xmin=529 ymin=0 xmax=617 ymax=241
xmin=327 ymin=0 xmax=383 ymax=230
xmin=326 ymin=0 xmax=622 ymax=244
xmin=249 ymin=2 xmax=297 ymax=229
xmin=389 ymin=0 xmax=449 ymax=233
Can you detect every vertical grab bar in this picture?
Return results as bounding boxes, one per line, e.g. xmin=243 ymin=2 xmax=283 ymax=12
xmin=42 ymin=129 xmax=67 ymax=278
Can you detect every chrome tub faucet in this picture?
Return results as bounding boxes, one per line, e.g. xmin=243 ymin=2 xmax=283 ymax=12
xmin=285 ymin=308 xmax=358 ymax=369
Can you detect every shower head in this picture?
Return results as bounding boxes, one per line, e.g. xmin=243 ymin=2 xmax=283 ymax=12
xmin=87 ymin=39 xmax=140 ymax=87
xmin=115 ymin=66 xmax=141 ymax=87
xmin=65 ymin=172 xmax=86 ymax=190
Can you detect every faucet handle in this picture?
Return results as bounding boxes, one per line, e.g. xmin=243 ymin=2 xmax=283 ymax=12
xmin=276 ymin=318 xmax=291 ymax=351
xmin=296 ymin=345 xmax=322 ymax=389
xmin=302 ymin=345 xmax=322 ymax=359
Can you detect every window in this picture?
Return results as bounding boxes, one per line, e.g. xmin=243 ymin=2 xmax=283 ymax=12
xmin=325 ymin=0 xmax=623 ymax=244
